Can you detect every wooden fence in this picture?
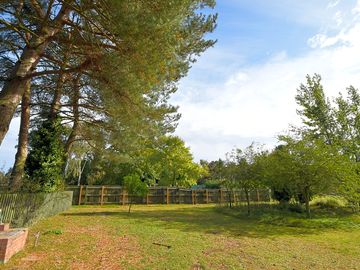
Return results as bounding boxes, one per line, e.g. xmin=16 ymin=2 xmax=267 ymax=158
xmin=0 ymin=192 xmax=73 ymax=226
xmin=0 ymin=193 xmax=18 ymax=224
xmin=66 ymin=186 xmax=271 ymax=206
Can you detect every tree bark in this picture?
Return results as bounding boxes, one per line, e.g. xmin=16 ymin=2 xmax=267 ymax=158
xmin=65 ymin=74 xmax=81 ymax=156
xmin=49 ymin=73 xmax=67 ymax=120
xmin=0 ymin=4 xmax=70 ymax=146
xmin=245 ymin=188 xmax=250 ymax=216
xmin=305 ymin=186 xmax=311 ymax=218
xmin=10 ymin=80 xmax=31 ymax=191
xmin=228 ymin=190 xmax=232 ymax=208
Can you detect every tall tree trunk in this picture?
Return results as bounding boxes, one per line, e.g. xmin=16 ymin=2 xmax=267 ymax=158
xmin=245 ymin=188 xmax=250 ymax=216
xmin=305 ymin=186 xmax=311 ymax=219
xmin=10 ymin=80 xmax=31 ymax=191
xmin=228 ymin=190 xmax=232 ymax=208
xmin=49 ymin=37 xmax=73 ymax=120
xmin=0 ymin=4 xmax=70 ymax=145
xmin=49 ymin=73 xmax=67 ymax=120
xmin=65 ymin=75 xmax=81 ymax=156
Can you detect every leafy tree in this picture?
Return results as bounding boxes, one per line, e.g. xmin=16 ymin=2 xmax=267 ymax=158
xmin=225 ymin=143 xmax=264 ymax=213
xmin=24 ymin=118 xmax=66 ymax=192
xmin=208 ymin=159 xmax=227 ymax=181
xmin=265 ymin=135 xmax=343 ymax=218
xmin=147 ymin=136 xmax=205 ymax=187
xmin=334 ymin=86 xmax=360 ymax=162
xmin=295 ymin=74 xmax=335 ymax=145
xmin=0 ymin=0 xmax=217 ymax=191
xmin=295 ymin=75 xmax=360 ymax=208
xmin=123 ymin=174 xmax=148 ymax=213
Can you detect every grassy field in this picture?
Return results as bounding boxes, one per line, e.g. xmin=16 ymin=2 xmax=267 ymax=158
xmin=1 ymin=204 xmax=360 ymax=270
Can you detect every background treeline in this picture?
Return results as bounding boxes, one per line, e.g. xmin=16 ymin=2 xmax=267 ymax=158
xmin=0 ymin=0 xmax=217 ymax=191
xmin=199 ymin=74 xmax=360 ymax=217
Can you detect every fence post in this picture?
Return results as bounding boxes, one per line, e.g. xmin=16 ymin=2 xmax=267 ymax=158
xmin=220 ymin=189 xmax=223 ymax=204
xmin=122 ymin=188 xmax=126 ymax=205
xmin=191 ymin=190 xmax=194 ymax=205
xmin=119 ymin=189 xmax=122 ymax=205
xmin=84 ymin=186 xmax=88 ymax=205
xmin=257 ymin=189 xmax=260 ymax=202
xmin=206 ymin=189 xmax=209 ymax=204
xmin=166 ymin=188 xmax=170 ymax=204
xmin=146 ymin=193 xmax=149 ymax=205
xmin=178 ymin=189 xmax=181 ymax=204
xmin=78 ymin=185 xmax=83 ymax=205
xmin=100 ymin=186 xmax=105 ymax=205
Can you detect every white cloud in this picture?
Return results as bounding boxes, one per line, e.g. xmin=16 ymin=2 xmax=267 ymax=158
xmin=174 ymin=3 xmax=360 ymax=162
xmin=328 ymin=0 xmax=341 ymax=9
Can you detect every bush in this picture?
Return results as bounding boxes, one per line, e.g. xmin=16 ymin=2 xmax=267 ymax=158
xmin=276 ymin=202 xmax=304 ymax=213
xmin=272 ymin=188 xmax=291 ymax=203
xmin=310 ymin=196 xmax=347 ymax=209
xmin=204 ymin=180 xmax=221 ymax=189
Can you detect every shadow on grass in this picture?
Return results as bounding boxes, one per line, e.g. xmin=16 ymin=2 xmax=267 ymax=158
xmin=61 ymin=204 xmax=360 ymax=239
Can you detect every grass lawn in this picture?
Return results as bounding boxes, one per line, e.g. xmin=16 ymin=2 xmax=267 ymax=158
xmin=1 ymin=204 xmax=360 ymax=270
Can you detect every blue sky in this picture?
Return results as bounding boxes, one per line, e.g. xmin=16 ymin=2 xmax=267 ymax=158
xmin=171 ymin=0 xmax=360 ymax=161
xmin=2 ymin=0 xmax=360 ymax=169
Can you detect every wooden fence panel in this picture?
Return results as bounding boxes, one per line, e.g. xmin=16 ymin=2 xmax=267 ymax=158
xmin=0 ymin=192 xmax=72 ymax=226
xmin=66 ymin=186 xmax=271 ymax=206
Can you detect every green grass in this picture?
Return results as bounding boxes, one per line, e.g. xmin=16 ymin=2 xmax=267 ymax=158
xmin=1 ymin=204 xmax=360 ymax=270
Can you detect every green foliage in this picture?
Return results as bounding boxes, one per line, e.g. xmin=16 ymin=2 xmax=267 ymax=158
xmin=272 ymin=188 xmax=292 ymax=203
xmin=82 ymin=136 xmax=204 ymax=188
xmin=123 ymin=173 xmax=149 ymax=213
xmin=123 ymin=174 xmax=149 ymax=198
xmin=25 ymin=118 xmax=66 ymax=192
xmin=294 ymin=74 xmax=360 ymax=208
xmin=147 ymin=136 xmax=205 ymax=187
xmin=0 ymin=167 xmax=10 ymax=189
xmin=295 ymin=74 xmax=335 ymax=144
xmin=204 ymin=180 xmax=222 ymax=189
xmin=219 ymin=203 xmax=359 ymax=230
xmin=223 ymin=143 xmax=265 ymax=212
xmin=225 ymin=143 xmax=264 ymax=191
xmin=263 ymin=135 xmax=344 ymax=217
xmin=310 ymin=196 xmax=347 ymax=209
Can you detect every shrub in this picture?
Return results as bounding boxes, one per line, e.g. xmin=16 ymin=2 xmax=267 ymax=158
xmin=272 ymin=188 xmax=291 ymax=203
xmin=310 ymin=196 xmax=347 ymax=209
xmin=204 ymin=180 xmax=221 ymax=189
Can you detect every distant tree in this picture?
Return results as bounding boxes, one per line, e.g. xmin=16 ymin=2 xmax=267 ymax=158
xmin=295 ymin=74 xmax=335 ymax=145
xmin=266 ymin=135 xmax=344 ymax=218
xmin=145 ymin=136 xmax=205 ymax=187
xmin=225 ymin=143 xmax=264 ymax=214
xmin=295 ymin=75 xmax=360 ymax=209
xmin=208 ymin=159 xmax=227 ymax=181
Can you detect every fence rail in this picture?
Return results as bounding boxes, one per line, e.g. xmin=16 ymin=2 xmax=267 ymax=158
xmin=0 ymin=193 xmax=18 ymax=224
xmin=66 ymin=186 xmax=271 ymax=206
